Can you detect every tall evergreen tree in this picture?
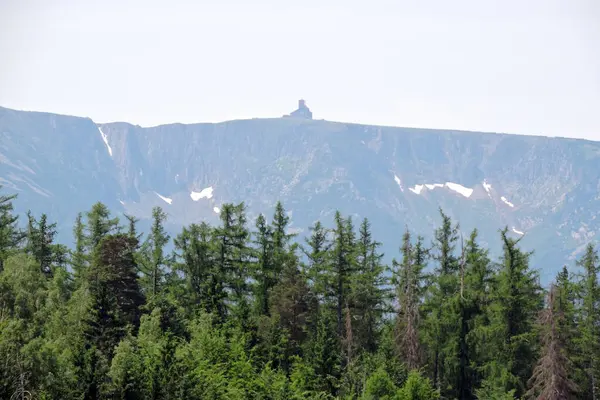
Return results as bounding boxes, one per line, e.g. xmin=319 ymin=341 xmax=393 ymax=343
xmin=327 ymin=211 xmax=356 ymax=366
xmin=86 ymin=202 xmax=119 ymax=252
xmin=350 ymin=218 xmax=387 ymax=354
xmin=576 ymin=244 xmax=600 ymax=399
xmin=303 ymin=220 xmax=330 ymax=302
xmin=422 ymin=209 xmax=461 ymax=395
xmin=213 ymin=202 xmax=251 ymax=323
xmin=138 ymin=206 xmax=170 ymax=299
xmin=253 ymin=213 xmax=275 ymax=316
xmin=173 ymin=222 xmax=220 ymax=315
xmin=460 ymin=229 xmax=494 ymax=397
xmin=526 ymin=284 xmax=577 ymax=399
xmin=271 ymin=201 xmax=295 ymax=268
xmin=71 ymin=212 xmax=87 ymax=279
xmin=269 ymin=252 xmax=311 ymax=372
xmin=0 ymin=188 xmax=23 ymax=272
xmin=486 ymin=228 xmax=543 ymax=397
xmin=125 ymin=214 xmax=142 ymax=241
xmin=87 ymin=234 xmax=145 ymax=356
xmin=25 ymin=212 xmax=58 ymax=276
xmin=302 ymin=220 xmax=332 ymax=371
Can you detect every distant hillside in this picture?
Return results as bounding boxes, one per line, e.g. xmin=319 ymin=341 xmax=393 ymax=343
xmin=1 ymin=104 xmax=599 ymax=282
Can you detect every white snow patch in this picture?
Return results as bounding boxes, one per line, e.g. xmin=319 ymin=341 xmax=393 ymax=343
xmin=408 ymin=181 xmax=473 ymax=197
xmin=409 ymin=184 xmax=424 ymax=195
xmin=512 ymin=227 xmax=524 ymax=235
xmin=98 ymin=127 xmax=113 ymax=157
xmin=425 ymin=183 xmax=444 ymax=190
xmin=483 ymin=180 xmax=492 ymax=193
xmin=501 ymin=196 xmax=515 ymax=208
xmin=190 ymin=186 xmax=214 ymax=201
xmin=213 ymin=206 xmax=221 ymax=214
xmin=155 ymin=192 xmax=172 ymax=205
xmin=445 ymin=182 xmax=473 ymax=198
xmin=394 ymin=175 xmax=404 ymax=191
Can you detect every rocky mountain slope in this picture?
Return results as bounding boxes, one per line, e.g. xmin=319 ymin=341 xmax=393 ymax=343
xmin=1 ymin=105 xmax=599 ymax=282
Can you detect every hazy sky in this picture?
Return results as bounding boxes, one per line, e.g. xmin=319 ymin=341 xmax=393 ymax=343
xmin=1 ymin=0 xmax=599 ymax=139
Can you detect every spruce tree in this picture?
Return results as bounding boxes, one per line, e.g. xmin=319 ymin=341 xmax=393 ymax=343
xmin=271 ymin=201 xmax=295 ymax=269
xmin=460 ymin=229 xmax=493 ymax=397
xmin=0 ymin=188 xmax=23 ymax=272
xmin=87 ymin=234 xmax=145 ymax=357
xmin=486 ymin=228 xmax=543 ymax=396
xmin=526 ymin=284 xmax=577 ymax=399
xmin=422 ymin=209 xmax=460 ymax=395
xmin=303 ymin=220 xmax=330 ymax=302
xmin=253 ymin=213 xmax=275 ymax=316
xmin=71 ymin=212 xmax=87 ymax=280
xmin=302 ymin=220 xmax=332 ymax=371
xmin=576 ymin=244 xmax=600 ymax=399
xmin=125 ymin=214 xmax=141 ymax=241
xmin=212 ymin=202 xmax=251 ymax=323
xmin=138 ymin=206 xmax=170 ymax=299
xmin=86 ymin=202 xmax=119 ymax=252
xmin=327 ymin=211 xmax=356 ymax=366
xmin=25 ymin=212 xmax=57 ymax=276
xmin=350 ymin=218 xmax=387 ymax=354
xmin=173 ymin=222 xmax=220 ymax=314
xmin=269 ymin=252 xmax=311 ymax=372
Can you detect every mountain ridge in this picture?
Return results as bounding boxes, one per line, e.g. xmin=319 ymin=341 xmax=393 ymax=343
xmin=1 ymin=104 xmax=599 ymax=282
xmin=4 ymin=104 xmax=596 ymax=142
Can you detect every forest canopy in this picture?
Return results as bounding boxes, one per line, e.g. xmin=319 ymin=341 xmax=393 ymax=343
xmin=0 ymin=187 xmax=598 ymax=400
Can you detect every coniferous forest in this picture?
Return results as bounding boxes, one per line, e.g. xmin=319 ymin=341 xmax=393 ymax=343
xmin=0 ymin=187 xmax=599 ymax=400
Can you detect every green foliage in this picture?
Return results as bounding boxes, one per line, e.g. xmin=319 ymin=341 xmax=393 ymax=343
xmin=363 ymin=367 xmax=398 ymax=399
xmin=395 ymin=370 xmax=439 ymax=400
xmin=0 ymin=187 xmax=23 ymax=272
xmin=574 ymin=243 xmax=600 ymax=398
xmin=138 ymin=206 xmax=170 ymax=301
xmin=0 ymin=190 xmax=592 ymax=399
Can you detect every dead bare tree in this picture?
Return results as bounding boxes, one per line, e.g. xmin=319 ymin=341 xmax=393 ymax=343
xmin=10 ymin=353 xmax=33 ymax=400
xmin=395 ymin=230 xmax=421 ymax=370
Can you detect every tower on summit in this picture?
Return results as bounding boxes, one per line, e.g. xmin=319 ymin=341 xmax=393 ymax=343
xmin=284 ymin=99 xmax=313 ymax=119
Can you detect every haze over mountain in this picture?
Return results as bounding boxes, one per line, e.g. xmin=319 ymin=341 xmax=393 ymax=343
xmin=1 ymin=101 xmax=599 ymax=282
